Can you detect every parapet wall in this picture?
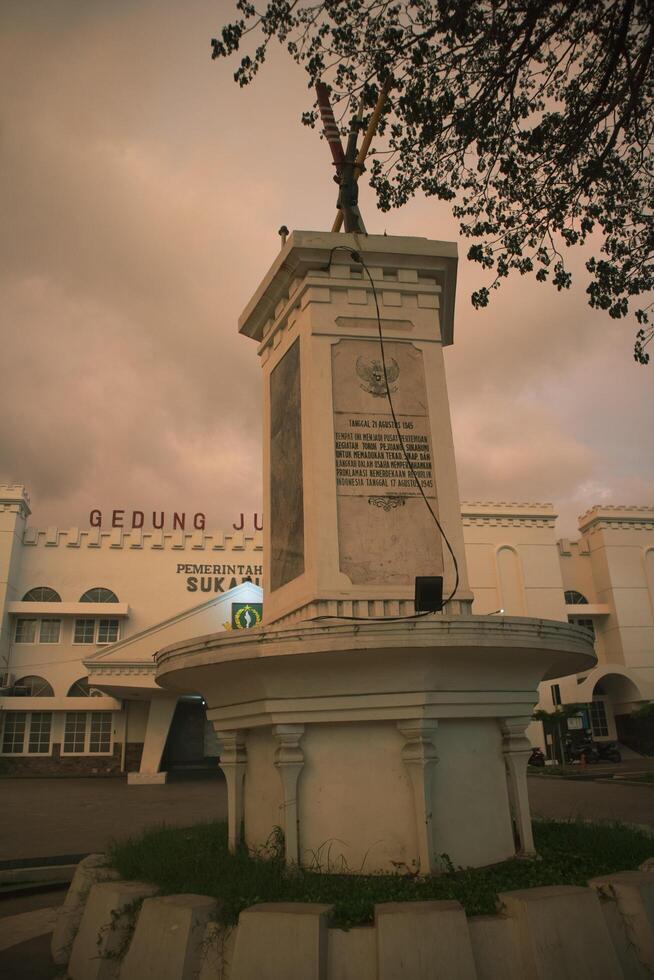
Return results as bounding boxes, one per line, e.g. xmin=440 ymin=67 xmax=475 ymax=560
xmin=21 ymin=527 xmax=263 ymax=552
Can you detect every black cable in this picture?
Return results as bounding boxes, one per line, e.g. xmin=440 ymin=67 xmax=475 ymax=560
xmin=322 ymin=244 xmax=460 ymax=611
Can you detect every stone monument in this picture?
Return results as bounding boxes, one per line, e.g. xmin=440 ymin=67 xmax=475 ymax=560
xmin=156 ymin=231 xmax=595 ymax=873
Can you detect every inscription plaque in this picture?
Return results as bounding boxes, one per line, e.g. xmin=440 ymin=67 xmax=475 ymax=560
xmin=332 ymin=339 xmax=443 ymax=586
xmin=270 ymin=339 xmax=304 ymax=591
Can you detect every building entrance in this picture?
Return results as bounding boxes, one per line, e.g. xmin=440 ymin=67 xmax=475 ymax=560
xmin=161 ymin=697 xmax=216 ymax=771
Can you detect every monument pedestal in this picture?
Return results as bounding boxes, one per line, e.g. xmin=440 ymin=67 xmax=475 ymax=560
xmin=156 ymin=617 xmax=595 ymax=871
xmin=238 ymin=231 xmax=475 ymax=624
xmin=155 ymin=231 xmax=596 ymax=872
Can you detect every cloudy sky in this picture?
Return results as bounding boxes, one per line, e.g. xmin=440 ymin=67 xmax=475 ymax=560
xmin=1 ymin=0 xmax=652 ymax=538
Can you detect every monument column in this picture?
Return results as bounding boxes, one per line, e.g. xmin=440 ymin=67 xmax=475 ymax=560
xmin=238 ymin=231 xmax=474 ymax=626
xmin=397 ymin=719 xmax=439 ymax=873
xmin=501 ymin=716 xmax=536 ymax=856
xmin=216 ymin=729 xmax=248 ymax=851
xmin=273 ymin=723 xmax=305 ymax=864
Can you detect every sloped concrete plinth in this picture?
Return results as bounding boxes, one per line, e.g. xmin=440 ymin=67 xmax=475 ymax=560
xmin=51 ymin=853 xmax=120 ymax=966
xmin=119 ymin=894 xmax=216 ymax=980
xmin=68 ymin=880 xmax=159 ymax=980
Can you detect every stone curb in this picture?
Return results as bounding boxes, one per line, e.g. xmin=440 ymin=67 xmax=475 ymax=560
xmin=55 ymin=858 xmax=654 ymax=980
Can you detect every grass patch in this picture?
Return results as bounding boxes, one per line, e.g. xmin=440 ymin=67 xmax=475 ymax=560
xmin=108 ymin=819 xmax=653 ymax=930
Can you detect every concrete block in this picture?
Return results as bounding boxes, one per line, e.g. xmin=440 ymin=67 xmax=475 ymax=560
xmin=51 ymin=854 xmax=120 ymax=965
xmin=126 ymin=771 xmax=167 ymax=785
xmin=600 ymin=897 xmax=652 ymax=980
xmin=591 ymin=871 xmax=654 ymax=973
xmin=119 ymin=893 xmax=216 ymax=980
xmin=500 ymin=885 xmax=622 ymax=979
xmin=230 ymin=903 xmax=332 ymax=980
xmin=68 ymin=880 xmax=159 ymax=980
xmin=198 ymin=922 xmax=237 ymax=980
xmin=327 ymin=926 xmax=376 ymax=980
xmin=468 ymin=914 xmax=523 ymax=980
xmin=375 ymin=900 xmax=477 ymax=980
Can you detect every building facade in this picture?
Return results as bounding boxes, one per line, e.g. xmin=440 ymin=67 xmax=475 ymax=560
xmin=1 ymin=485 xmax=652 ymax=777
xmin=0 ymin=485 xmax=263 ymax=780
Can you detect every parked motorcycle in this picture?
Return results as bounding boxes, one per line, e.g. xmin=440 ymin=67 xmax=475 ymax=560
xmin=563 ymin=734 xmax=599 ymax=764
xmin=596 ymin=741 xmax=622 ymax=763
xmin=528 ymin=747 xmax=546 ymax=767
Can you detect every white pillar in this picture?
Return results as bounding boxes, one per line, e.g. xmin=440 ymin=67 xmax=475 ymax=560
xmin=501 ymin=716 xmax=536 ymax=856
xmin=397 ymin=719 xmax=439 ymax=873
xmin=127 ymin=696 xmax=177 ymax=785
xmin=273 ymin=723 xmax=305 ymax=865
xmin=216 ymin=729 xmax=247 ymax=851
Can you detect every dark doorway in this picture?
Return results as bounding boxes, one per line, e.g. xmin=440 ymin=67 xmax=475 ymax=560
xmin=161 ymin=697 xmax=216 ymax=772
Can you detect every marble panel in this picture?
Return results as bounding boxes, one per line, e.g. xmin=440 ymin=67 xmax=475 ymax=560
xmin=270 ymin=339 xmax=304 ymax=591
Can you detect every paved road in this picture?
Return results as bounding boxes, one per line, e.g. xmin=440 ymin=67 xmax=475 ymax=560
xmin=0 ymin=772 xmax=651 ymax=979
xmin=2 ymin=770 xmax=653 ymax=864
xmin=528 ymin=775 xmax=654 ymax=828
xmin=0 ymin=774 xmax=227 ymax=862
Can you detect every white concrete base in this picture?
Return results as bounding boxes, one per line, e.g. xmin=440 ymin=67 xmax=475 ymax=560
xmin=230 ymin=903 xmax=331 ymax=980
xmin=68 ymin=880 xmax=159 ymax=980
xmin=127 ymin=771 xmax=168 ymax=785
xmin=590 ymin=871 xmax=654 ymax=973
xmin=58 ymin=864 xmax=654 ymax=980
xmin=51 ymin=854 xmax=120 ymax=965
xmin=376 ymin=901 xmax=477 ymax=980
xmin=156 ymin=616 xmax=596 ymax=872
xmin=500 ymin=885 xmax=623 ymax=979
xmin=120 ymin=894 xmax=216 ymax=980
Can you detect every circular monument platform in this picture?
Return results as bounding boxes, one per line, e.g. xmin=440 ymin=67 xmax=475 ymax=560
xmin=155 ymin=616 xmax=595 ymax=873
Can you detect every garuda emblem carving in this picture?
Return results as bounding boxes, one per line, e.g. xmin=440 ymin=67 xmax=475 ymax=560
xmin=356 ymin=356 xmax=399 ymax=397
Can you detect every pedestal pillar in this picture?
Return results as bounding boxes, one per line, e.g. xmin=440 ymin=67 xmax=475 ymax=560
xmin=216 ymin=729 xmax=247 ymax=851
xmin=273 ymin=723 xmax=305 ymax=864
xmin=397 ymin=720 xmax=439 ymax=873
xmin=501 ymin=716 xmax=536 ymax=856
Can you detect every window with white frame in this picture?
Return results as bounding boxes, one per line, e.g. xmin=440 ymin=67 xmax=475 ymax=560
xmin=22 ymin=587 xmax=61 ymax=602
xmin=15 ymin=618 xmax=38 ymax=643
xmin=89 ymin=713 xmax=112 ymax=752
xmin=63 ymin=712 xmax=112 ymax=754
xmin=551 ymin=683 xmax=562 ymax=706
xmin=589 ymin=699 xmax=609 ymax=738
xmin=13 ymin=676 xmax=54 ymax=697
xmin=80 ymin=588 xmax=118 ymax=603
xmin=15 ymin=618 xmax=61 ymax=643
xmin=1 ymin=712 xmax=53 ymax=755
xmin=73 ymin=618 xmax=119 ymax=645
xmin=27 ymin=712 xmax=52 ymax=753
xmin=39 ymin=619 xmax=61 ymax=643
xmin=2 ymin=713 xmax=27 ymax=753
xmin=97 ymin=619 xmax=119 ymax=644
xmin=74 ymin=619 xmax=95 ymax=644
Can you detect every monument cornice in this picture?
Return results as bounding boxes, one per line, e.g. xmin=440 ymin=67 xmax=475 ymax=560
xmin=239 ymin=230 xmax=458 ymax=347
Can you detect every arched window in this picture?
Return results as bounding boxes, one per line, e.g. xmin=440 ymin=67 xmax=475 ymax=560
xmin=13 ymin=676 xmax=54 ymax=697
xmin=564 ymin=590 xmax=589 ymax=605
xmin=22 ymin=587 xmax=61 ymax=602
xmin=79 ymin=588 xmax=119 ymax=603
xmin=67 ymin=678 xmax=101 ymax=697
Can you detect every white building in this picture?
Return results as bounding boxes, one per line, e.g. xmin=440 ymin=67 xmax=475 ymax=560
xmin=1 ymin=485 xmax=652 ymax=778
xmin=0 ymin=485 xmax=263 ymax=781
